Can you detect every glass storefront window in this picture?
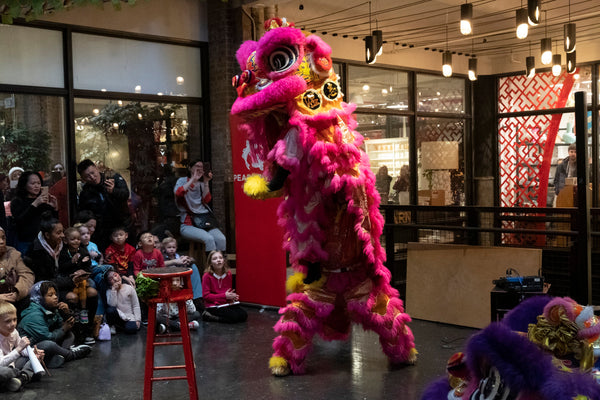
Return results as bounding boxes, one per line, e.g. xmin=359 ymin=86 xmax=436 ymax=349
xmin=74 ymin=98 xmax=201 ymax=233
xmin=357 ymin=114 xmax=411 ymax=204
xmin=0 ymin=25 xmax=64 ymax=87
xmin=417 ymin=74 xmax=464 ymax=114
xmin=0 ymin=93 xmax=67 ymax=224
xmin=499 ymin=67 xmax=592 ymax=113
xmin=72 ymin=33 xmax=202 ymax=96
xmin=347 ymin=66 xmax=409 ymax=110
xmin=416 ymin=118 xmax=464 ymax=205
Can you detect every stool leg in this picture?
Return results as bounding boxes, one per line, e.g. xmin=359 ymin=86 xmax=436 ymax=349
xmin=144 ymin=302 xmax=158 ymax=400
xmin=178 ymin=301 xmax=198 ymax=400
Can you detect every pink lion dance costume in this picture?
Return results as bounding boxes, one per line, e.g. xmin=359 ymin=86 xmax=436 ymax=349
xmin=231 ymin=18 xmax=417 ymax=376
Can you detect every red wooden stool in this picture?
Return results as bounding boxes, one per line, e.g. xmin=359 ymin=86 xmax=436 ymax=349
xmin=143 ymin=267 xmax=198 ymax=400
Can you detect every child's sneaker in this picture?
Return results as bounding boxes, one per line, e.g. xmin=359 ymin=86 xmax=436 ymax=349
xmin=70 ymin=344 xmax=92 ymax=360
xmin=157 ymin=323 xmax=167 ymax=334
xmin=7 ymin=377 xmax=22 ymax=392
xmin=188 ymin=321 xmax=200 ymax=330
xmin=84 ymin=336 xmax=96 ymax=345
xmin=80 ymin=309 xmax=89 ymax=324
xmin=110 ymin=325 xmax=117 ymax=335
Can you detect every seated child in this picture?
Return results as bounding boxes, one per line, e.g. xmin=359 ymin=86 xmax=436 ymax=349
xmin=105 ymin=270 xmax=141 ymax=334
xmin=0 ymin=301 xmax=44 ymax=392
xmin=156 ymin=276 xmax=200 ymax=333
xmin=104 ymin=227 xmax=136 ymax=287
xmin=76 ymin=224 xmax=102 ymax=267
xmin=132 ymin=232 xmax=165 ymax=277
xmin=201 ymin=250 xmax=247 ymax=324
xmin=18 ymin=281 xmax=91 ymax=369
xmin=58 ymin=227 xmax=98 ymax=329
xmin=153 ymin=235 xmax=161 ymax=251
xmin=162 ymin=237 xmax=203 ymax=309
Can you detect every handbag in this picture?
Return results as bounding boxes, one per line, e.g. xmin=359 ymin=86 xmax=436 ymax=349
xmin=191 ymin=211 xmax=219 ymax=230
xmin=98 ymin=323 xmax=111 ymax=341
xmin=0 ymin=266 xmax=18 ymax=294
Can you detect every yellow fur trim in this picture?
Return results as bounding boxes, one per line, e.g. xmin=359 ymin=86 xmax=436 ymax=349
xmin=286 ymin=272 xmax=306 ymax=293
xmin=269 ymin=356 xmax=288 ymax=369
xmin=243 ymin=175 xmax=270 ymax=199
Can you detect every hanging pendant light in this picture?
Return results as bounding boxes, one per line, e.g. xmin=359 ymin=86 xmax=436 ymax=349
xmin=442 ymin=51 xmax=453 ymax=77
xmin=526 ymin=56 xmax=536 ymax=78
xmin=516 ymin=7 xmax=528 ymax=39
xmin=373 ymin=29 xmax=383 ymax=56
xmin=540 ymin=38 xmax=552 ymax=65
xmin=364 ymin=2 xmax=378 ymax=64
xmin=564 ymin=0 xmax=576 ymax=53
xmin=468 ymin=57 xmax=477 ymax=81
xmin=527 ymin=0 xmax=540 ymax=26
xmin=460 ymin=3 xmax=473 ymax=35
xmin=540 ymin=11 xmax=552 ymax=65
xmin=552 ymin=54 xmax=562 ymax=77
xmin=442 ymin=18 xmax=452 ymax=77
xmin=365 ymin=35 xmax=377 ymax=64
xmin=566 ymin=51 xmax=576 ymax=74
xmin=564 ymin=23 xmax=576 ymax=53
xmin=525 ymin=41 xmax=535 ymax=78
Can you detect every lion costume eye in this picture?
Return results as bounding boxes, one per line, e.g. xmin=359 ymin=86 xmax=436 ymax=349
xmin=470 ymin=367 xmax=517 ymax=400
xmin=269 ymin=46 xmax=298 ymax=72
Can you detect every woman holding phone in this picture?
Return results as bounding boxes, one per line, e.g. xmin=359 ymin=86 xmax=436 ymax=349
xmin=10 ymin=171 xmax=58 ymax=254
xmin=174 ymin=159 xmax=226 ymax=253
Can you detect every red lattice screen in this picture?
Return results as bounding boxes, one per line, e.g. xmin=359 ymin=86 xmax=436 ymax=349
xmin=498 ymin=71 xmax=576 ymax=207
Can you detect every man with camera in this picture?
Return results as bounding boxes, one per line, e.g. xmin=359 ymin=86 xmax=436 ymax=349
xmin=77 ymin=159 xmax=132 ymax=251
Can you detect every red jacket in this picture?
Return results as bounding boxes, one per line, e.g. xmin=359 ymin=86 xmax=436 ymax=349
xmin=202 ymin=271 xmax=233 ymax=307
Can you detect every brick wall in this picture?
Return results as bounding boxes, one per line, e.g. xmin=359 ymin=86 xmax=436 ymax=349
xmin=206 ymin=2 xmax=250 ymax=254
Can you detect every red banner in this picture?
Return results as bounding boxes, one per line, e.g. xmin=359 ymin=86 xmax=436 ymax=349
xmin=229 ymin=116 xmax=287 ymax=307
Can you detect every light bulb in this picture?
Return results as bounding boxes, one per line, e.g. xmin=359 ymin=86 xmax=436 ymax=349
xmin=516 ymin=23 xmax=528 ymax=39
xmin=552 ymin=54 xmax=562 ymax=77
xmin=443 ymin=64 xmax=452 ymax=77
xmin=541 ymin=51 xmax=552 ymax=65
xmin=460 ymin=20 xmax=472 ymax=36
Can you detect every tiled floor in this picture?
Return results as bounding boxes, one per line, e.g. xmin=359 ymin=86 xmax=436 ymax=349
xmin=5 ymin=307 xmax=477 ymax=400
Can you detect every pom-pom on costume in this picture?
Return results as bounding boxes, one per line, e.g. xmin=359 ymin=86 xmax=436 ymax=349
xmin=422 ymin=296 xmax=600 ymax=400
xmin=231 ymin=18 xmax=417 ymax=376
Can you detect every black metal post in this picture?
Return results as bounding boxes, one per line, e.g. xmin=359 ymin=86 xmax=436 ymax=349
xmin=574 ymin=91 xmax=592 ymax=304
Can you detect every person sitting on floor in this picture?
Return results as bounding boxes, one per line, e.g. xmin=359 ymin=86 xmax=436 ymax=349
xmin=18 ymin=281 xmax=91 ymax=369
xmin=57 ymin=227 xmax=97 ymax=345
xmin=155 ymin=276 xmax=200 ymax=333
xmin=0 ymin=300 xmax=44 ymax=392
xmin=162 ymin=236 xmax=204 ymax=311
xmin=105 ymin=270 xmax=141 ymax=335
xmin=201 ymin=250 xmax=247 ymax=324
xmin=132 ymin=232 xmax=165 ymax=278
xmin=104 ymin=227 xmax=136 ymax=287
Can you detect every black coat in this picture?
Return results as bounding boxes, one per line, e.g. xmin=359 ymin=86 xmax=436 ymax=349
xmin=24 ymin=238 xmax=71 ymax=292
xmin=78 ymin=173 xmax=131 ymax=250
xmin=10 ymin=196 xmax=57 ymax=243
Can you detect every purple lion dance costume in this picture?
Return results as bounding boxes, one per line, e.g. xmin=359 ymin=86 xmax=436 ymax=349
xmin=423 ymin=295 xmax=600 ymax=400
xmin=231 ymin=18 xmax=417 ymax=376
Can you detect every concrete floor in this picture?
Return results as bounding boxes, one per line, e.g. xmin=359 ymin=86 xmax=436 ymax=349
xmin=5 ymin=307 xmax=477 ymax=400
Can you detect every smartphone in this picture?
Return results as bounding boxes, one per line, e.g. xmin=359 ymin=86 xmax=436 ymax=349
xmin=203 ymin=162 xmax=212 ymax=177
xmin=41 ymin=186 xmax=49 ymax=196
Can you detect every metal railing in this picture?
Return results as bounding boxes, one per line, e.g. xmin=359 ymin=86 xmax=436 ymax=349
xmin=380 ymin=205 xmax=600 ymax=304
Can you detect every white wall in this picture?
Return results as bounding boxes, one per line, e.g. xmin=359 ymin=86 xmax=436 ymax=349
xmin=40 ymin=0 xmax=207 ymax=42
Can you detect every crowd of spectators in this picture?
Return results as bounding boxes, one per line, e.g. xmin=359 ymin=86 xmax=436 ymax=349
xmin=0 ymin=159 xmax=244 ymax=392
